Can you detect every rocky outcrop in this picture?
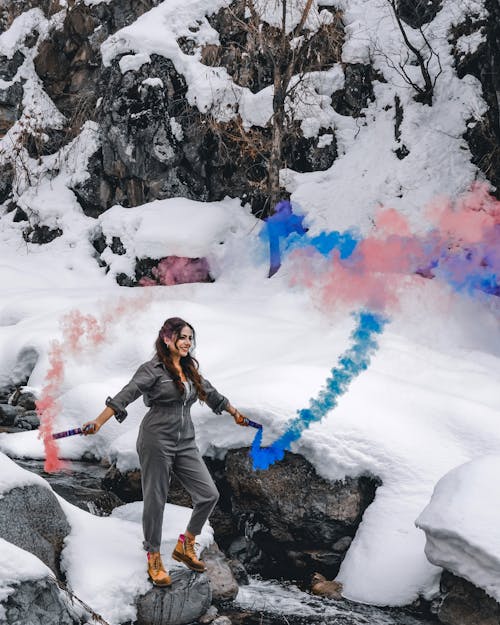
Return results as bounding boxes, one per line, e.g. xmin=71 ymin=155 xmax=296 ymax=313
xmin=434 ymin=571 xmax=500 ymax=625
xmin=103 ymin=448 xmax=380 ymax=581
xmin=0 ymin=484 xmax=71 ymax=578
xmin=2 ymin=575 xmax=93 ymax=625
xmin=452 ymin=0 xmax=500 ymax=196
xmin=222 ymin=449 xmax=379 ymax=579
xmin=136 ymin=569 xmax=211 ymax=625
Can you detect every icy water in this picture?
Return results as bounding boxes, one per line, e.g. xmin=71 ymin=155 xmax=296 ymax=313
xmin=15 ymin=458 xmax=439 ymax=625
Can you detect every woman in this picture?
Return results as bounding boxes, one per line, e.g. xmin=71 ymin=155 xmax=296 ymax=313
xmin=83 ymin=317 xmax=249 ymax=587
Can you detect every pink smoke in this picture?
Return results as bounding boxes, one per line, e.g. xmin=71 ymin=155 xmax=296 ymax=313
xmin=139 ymin=256 xmax=212 ymax=287
xmin=290 ymin=184 xmax=500 ymax=313
xmin=37 ymin=293 xmax=152 ymax=472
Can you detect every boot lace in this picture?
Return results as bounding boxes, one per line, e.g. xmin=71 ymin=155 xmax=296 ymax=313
xmin=184 ymin=539 xmax=199 ymax=561
xmin=150 ymin=553 xmax=163 ymax=572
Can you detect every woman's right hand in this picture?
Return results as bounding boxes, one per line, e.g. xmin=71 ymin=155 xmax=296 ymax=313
xmin=82 ymin=420 xmax=101 ymax=435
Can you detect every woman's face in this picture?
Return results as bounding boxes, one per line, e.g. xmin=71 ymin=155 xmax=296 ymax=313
xmin=165 ymin=325 xmax=193 ymax=359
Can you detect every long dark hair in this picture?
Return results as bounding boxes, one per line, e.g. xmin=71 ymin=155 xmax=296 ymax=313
xmin=154 ymin=317 xmax=207 ymax=401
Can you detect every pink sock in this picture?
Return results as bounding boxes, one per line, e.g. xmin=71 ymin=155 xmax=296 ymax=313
xmin=179 ymin=534 xmax=186 ymax=543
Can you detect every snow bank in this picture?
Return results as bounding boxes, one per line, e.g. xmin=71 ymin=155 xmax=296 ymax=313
xmin=416 ymin=455 xmax=500 ymax=603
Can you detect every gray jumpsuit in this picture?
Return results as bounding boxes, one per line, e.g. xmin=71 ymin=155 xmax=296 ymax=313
xmin=106 ymin=355 xmax=228 ymax=552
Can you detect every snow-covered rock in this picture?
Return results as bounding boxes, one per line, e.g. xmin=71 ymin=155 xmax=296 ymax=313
xmin=416 ymin=455 xmax=500 ymax=603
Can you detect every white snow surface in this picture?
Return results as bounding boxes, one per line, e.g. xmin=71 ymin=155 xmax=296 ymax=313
xmin=416 ymin=456 xmax=500 ymax=603
xmin=0 ymin=0 xmax=499 ymax=615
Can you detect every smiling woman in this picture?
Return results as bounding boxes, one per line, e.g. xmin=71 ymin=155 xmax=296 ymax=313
xmin=82 ymin=316 xmax=249 ymax=587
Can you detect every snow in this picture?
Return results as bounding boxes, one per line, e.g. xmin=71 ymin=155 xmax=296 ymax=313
xmin=0 ymin=538 xmax=52 ymax=616
xmin=0 ymin=0 xmax=499 ymax=616
xmin=416 ymin=456 xmax=500 ymax=603
xmin=0 ymin=451 xmax=48 ymax=496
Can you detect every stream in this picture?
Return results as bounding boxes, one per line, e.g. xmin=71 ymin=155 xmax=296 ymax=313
xmin=14 ymin=458 xmax=439 ymax=625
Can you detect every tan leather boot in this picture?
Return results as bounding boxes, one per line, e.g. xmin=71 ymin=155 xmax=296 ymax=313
xmin=147 ymin=552 xmax=172 ymax=586
xmin=172 ymin=534 xmax=206 ymax=572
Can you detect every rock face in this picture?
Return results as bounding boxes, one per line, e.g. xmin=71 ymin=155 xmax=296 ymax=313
xmin=2 ymin=575 xmax=92 ymax=625
xmin=136 ymin=569 xmax=211 ymax=625
xmin=103 ymin=448 xmax=380 ymax=581
xmin=221 ymin=449 xmax=379 ymax=579
xmin=452 ymin=0 xmax=500 ymax=196
xmin=0 ymin=484 xmax=71 ymax=578
xmin=435 ymin=571 xmax=500 ymax=625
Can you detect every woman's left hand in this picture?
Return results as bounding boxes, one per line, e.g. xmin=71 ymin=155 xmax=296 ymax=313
xmin=233 ymin=410 xmax=249 ymax=427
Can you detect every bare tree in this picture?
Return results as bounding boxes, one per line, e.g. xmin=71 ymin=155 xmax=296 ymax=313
xmin=386 ymin=0 xmax=442 ymax=105
xmin=203 ymin=0 xmax=343 ymax=215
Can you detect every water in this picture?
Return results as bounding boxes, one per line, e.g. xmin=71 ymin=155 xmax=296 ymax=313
xmin=230 ymin=578 xmax=438 ymax=625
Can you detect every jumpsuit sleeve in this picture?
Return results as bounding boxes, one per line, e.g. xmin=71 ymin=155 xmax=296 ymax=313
xmin=106 ymin=362 xmax=157 ymax=423
xmin=201 ymin=376 xmax=229 ymax=415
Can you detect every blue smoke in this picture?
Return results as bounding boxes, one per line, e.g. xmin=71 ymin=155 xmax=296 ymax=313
xmin=251 ymin=311 xmax=388 ymax=470
xmin=261 ymin=200 xmax=359 ymax=277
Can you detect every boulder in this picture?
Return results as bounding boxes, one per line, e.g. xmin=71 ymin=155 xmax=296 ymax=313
xmin=136 ymin=569 xmax=211 ymax=625
xmin=0 ymin=404 xmax=21 ymax=426
xmin=1 ymin=575 xmax=93 ymax=625
xmin=223 ymin=449 xmax=380 ymax=579
xmin=436 ymin=571 xmax=500 ymax=625
xmin=13 ymin=411 xmax=40 ymax=430
xmin=202 ymin=543 xmax=239 ymax=601
xmin=0 ymin=484 xmax=71 ymax=578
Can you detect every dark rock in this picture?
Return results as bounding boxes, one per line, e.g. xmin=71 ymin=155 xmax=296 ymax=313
xmin=396 ymin=0 xmax=442 ymax=29
xmin=332 ymin=63 xmax=374 ymax=117
xmin=452 ymin=0 xmax=500 ymax=196
xmin=0 ymin=51 xmax=25 ymax=81
xmin=0 ymin=81 xmax=23 ymax=136
xmin=223 ymin=449 xmax=380 ymax=579
xmin=102 ymin=463 xmax=142 ymax=502
xmin=202 ymin=542 xmax=239 ymax=601
xmin=227 ymin=559 xmax=249 ymax=586
xmin=1 ymin=574 xmax=94 ymax=625
xmin=136 ymin=568 xmax=211 ymax=625
xmin=13 ymin=410 xmax=40 ymax=430
xmin=22 ymin=225 xmax=63 ymax=245
xmin=0 ymin=484 xmax=71 ymax=578
xmin=436 ymin=571 xmax=500 ymax=625
xmin=13 ymin=206 xmax=28 ymax=222
xmin=12 ymin=390 xmax=37 ymax=411
xmin=0 ymin=404 xmax=21 ymax=426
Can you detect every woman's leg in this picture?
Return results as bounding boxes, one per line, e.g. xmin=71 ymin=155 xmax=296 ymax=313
xmin=137 ymin=436 xmax=173 ymax=585
xmin=171 ymin=443 xmax=219 ymax=571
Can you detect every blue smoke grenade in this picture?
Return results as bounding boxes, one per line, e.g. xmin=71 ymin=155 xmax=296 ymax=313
xmin=250 ymin=310 xmax=388 ymax=470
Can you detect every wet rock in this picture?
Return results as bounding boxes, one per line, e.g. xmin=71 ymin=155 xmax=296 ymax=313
xmin=227 ymin=559 xmax=249 ymax=586
xmin=436 ymin=571 xmax=500 ymax=625
xmin=136 ymin=568 xmax=211 ymax=625
xmin=311 ymin=572 xmax=343 ymax=600
xmin=1 ymin=574 xmax=93 ymax=625
xmin=202 ymin=543 xmax=239 ymax=601
xmin=213 ymin=617 xmax=232 ymax=625
xmin=0 ymin=484 xmax=71 ymax=578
